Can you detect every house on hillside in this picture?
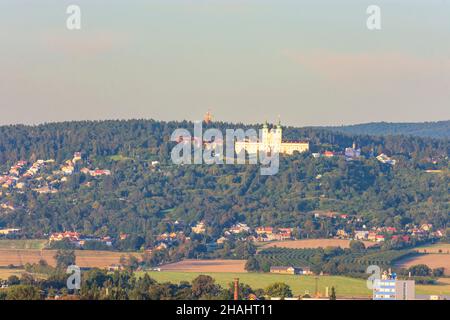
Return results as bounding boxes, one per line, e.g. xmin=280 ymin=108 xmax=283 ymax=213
xmin=336 ymin=229 xmax=349 ymax=239
xmin=227 ymin=223 xmax=250 ymax=234
xmin=376 ymin=154 xmax=396 ymax=165
xmin=270 ymin=266 xmax=312 ymax=275
xmin=49 ymin=231 xmax=80 ymax=242
xmin=191 ymin=221 xmax=206 ymax=234
xmin=323 ymin=151 xmax=335 ymax=158
xmin=0 ymin=228 xmax=21 ymax=235
xmin=256 ymin=227 xmax=274 ymax=235
xmin=354 ymin=230 xmax=369 ymax=240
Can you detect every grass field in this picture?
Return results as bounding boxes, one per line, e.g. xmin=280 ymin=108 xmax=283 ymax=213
xmin=0 ymin=249 xmax=142 ymax=268
xmin=142 ymin=271 xmax=372 ymax=298
xmin=141 ymin=271 xmax=450 ymax=297
xmin=0 ymin=239 xmax=48 ymax=250
xmin=0 ymin=268 xmax=24 ymax=280
xmin=259 ymin=239 xmax=376 ymax=250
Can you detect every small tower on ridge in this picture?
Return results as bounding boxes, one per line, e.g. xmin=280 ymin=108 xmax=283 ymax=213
xmin=204 ymin=110 xmax=213 ymax=124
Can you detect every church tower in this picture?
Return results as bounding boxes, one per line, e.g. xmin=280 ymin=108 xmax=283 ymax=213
xmin=274 ymin=121 xmax=282 ymax=148
xmin=261 ymin=121 xmax=269 ymax=148
xmin=203 ymin=110 xmax=213 ymax=124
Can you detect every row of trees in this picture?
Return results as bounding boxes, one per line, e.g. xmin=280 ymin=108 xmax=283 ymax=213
xmin=0 ymin=270 xmax=301 ymax=300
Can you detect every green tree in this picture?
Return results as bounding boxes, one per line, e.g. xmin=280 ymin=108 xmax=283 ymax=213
xmin=408 ymin=264 xmax=431 ymax=276
xmin=265 ymin=282 xmax=293 ymax=299
xmin=330 ymin=286 xmax=336 ymax=300
xmin=432 ymin=268 xmax=444 ymax=277
xmin=191 ymin=275 xmax=221 ymax=299
xmin=54 ymin=249 xmax=76 ymax=270
xmin=245 ymin=256 xmax=260 ymax=272
xmin=6 ymin=285 xmax=41 ymax=300
xmin=7 ymin=275 xmax=20 ymax=285
xmin=349 ymin=240 xmax=366 ymax=253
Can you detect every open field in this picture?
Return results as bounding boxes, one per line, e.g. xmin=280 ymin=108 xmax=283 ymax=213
xmin=414 ymin=243 xmax=450 ymax=254
xmin=396 ymin=253 xmax=450 ymax=275
xmin=144 ymin=271 xmax=371 ymax=298
xmin=259 ymin=239 xmax=376 ymax=250
xmin=0 ymin=239 xmax=48 ymax=250
xmin=160 ymin=259 xmax=246 ymax=273
xmin=0 ymin=249 xmax=142 ymax=268
xmin=0 ymin=268 xmax=24 ymax=280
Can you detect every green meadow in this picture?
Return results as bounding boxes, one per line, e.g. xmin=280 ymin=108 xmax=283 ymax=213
xmin=0 ymin=239 xmax=48 ymax=250
xmin=141 ymin=271 xmax=372 ymax=298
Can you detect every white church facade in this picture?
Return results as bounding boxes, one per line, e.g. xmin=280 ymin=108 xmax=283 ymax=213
xmin=235 ymin=123 xmax=309 ymax=155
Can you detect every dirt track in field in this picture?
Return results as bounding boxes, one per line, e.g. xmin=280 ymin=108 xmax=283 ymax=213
xmin=0 ymin=249 xmax=141 ymax=268
xmin=160 ymin=259 xmax=247 ymax=273
xmin=396 ymin=254 xmax=450 ymax=275
xmin=259 ymin=239 xmax=376 ymax=250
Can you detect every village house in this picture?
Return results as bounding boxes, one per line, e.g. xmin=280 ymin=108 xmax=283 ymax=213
xmin=270 ymin=266 xmax=312 ymax=275
xmin=368 ymin=231 xmax=378 ymax=242
xmin=191 ymin=221 xmax=206 ymax=234
xmin=0 ymin=203 xmax=15 ymax=211
xmin=0 ymin=228 xmax=21 ymax=235
xmin=254 ymin=227 xmax=293 ymax=242
xmin=77 ymin=236 xmax=113 ymax=247
xmin=227 ymin=223 xmax=250 ymax=234
xmin=90 ymin=169 xmax=111 ymax=177
xmin=49 ymin=231 xmax=80 ymax=242
xmin=276 ymin=228 xmax=293 ymax=240
xmin=433 ymin=230 xmax=444 ymax=238
xmin=73 ymin=152 xmax=82 ymax=163
xmin=2 ymin=178 xmax=17 ymax=189
xmin=119 ymin=233 xmax=129 ymax=241
xmin=336 ymin=229 xmax=349 ymax=239
xmin=255 ymin=227 xmax=274 ymax=235
xmin=216 ymin=236 xmax=228 ymax=244
xmin=80 ymin=168 xmax=91 ymax=175
xmin=376 ymin=153 xmax=396 ymax=165
xmin=354 ymin=230 xmax=369 ymax=240
xmin=385 ymin=227 xmax=397 ymax=233
xmin=108 ymin=264 xmax=124 ymax=272
xmin=14 ymin=182 xmax=26 ymax=189
xmin=61 ymin=162 xmax=74 ymax=175
xmin=155 ymin=243 xmax=168 ymax=251
xmin=33 ymin=186 xmax=58 ymax=194
xmin=392 ymin=235 xmax=410 ymax=242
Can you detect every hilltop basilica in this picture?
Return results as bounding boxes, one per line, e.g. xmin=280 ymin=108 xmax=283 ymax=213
xmin=235 ymin=122 xmax=309 ymax=155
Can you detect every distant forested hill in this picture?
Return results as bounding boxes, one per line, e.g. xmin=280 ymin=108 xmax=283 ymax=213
xmin=323 ymin=121 xmax=450 ymax=139
xmin=0 ymin=119 xmax=448 ymax=244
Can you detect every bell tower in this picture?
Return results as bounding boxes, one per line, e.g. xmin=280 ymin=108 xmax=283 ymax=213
xmin=261 ymin=121 xmax=269 ymax=147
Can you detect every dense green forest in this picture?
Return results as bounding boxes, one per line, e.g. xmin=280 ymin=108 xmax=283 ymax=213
xmin=0 ymin=120 xmax=448 ymax=248
xmin=323 ymin=120 xmax=450 ymax=139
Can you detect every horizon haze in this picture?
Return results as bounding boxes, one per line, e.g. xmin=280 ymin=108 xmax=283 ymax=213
xmin=1 ymin=0 xmax=450 ymax=126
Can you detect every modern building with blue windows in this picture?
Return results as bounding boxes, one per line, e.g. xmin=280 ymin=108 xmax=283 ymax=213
xmin=373 ymin=279 xmax=415 ymax=300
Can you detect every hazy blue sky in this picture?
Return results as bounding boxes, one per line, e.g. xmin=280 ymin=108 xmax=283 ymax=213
xmin=1 ymin=0 xmax=449 ymax=126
